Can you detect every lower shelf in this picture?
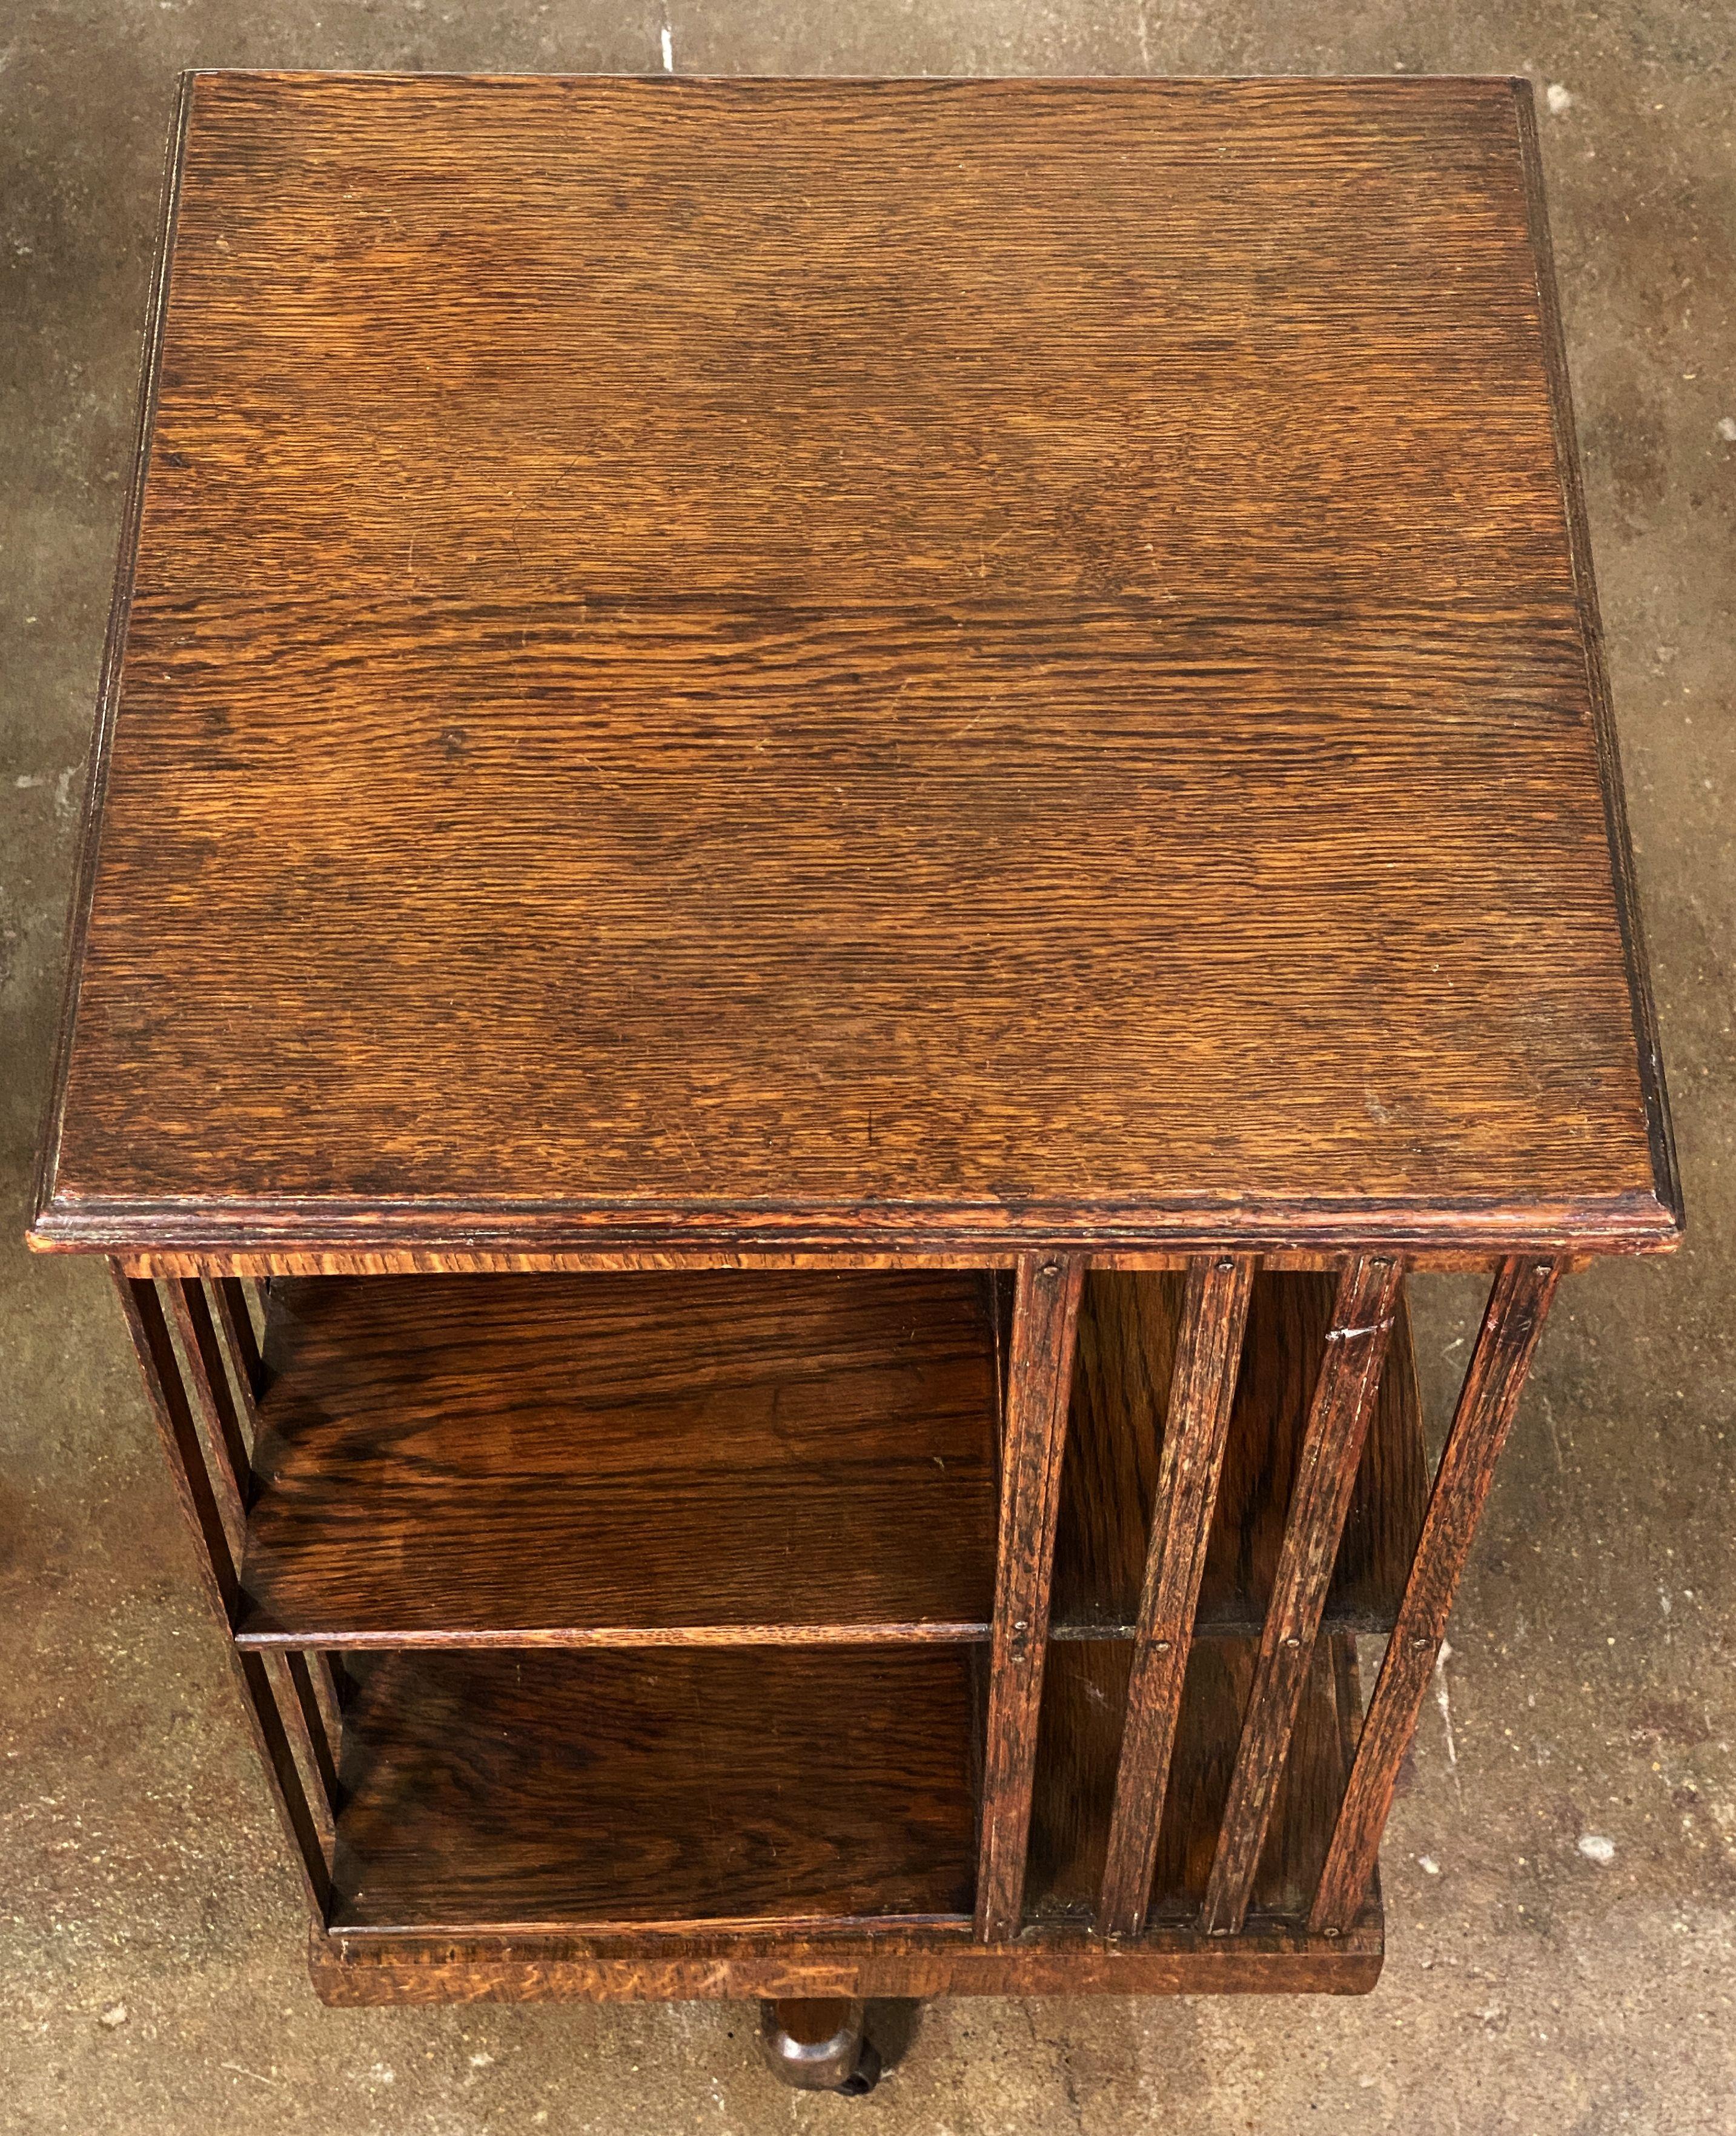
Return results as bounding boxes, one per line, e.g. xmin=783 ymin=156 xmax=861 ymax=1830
xmin=330 ymin=1647 xmax=981 ymax=1932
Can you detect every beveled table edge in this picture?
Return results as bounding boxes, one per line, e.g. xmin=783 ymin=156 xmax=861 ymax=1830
xmin=27 ymin=1184 xmax=1682 ymax=1263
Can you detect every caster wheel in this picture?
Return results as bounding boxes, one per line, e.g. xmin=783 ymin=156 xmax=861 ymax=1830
xmin=758 ymin=1998 xmax=882 ymax=2094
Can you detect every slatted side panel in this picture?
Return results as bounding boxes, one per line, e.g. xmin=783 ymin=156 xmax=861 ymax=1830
xmin=1084 ymin=1254 xmax=1559 ymax=1943
xmin=1097 ymin=1256 xmax=1255 ymax=1935
xmin=975 ymin=1253 xmax=1085 ymax=1942
xmin=1310 ymin=1256 xmax=1562 ymax=1932
xmin=111 ymin=1264 xmax=336 ymax=1919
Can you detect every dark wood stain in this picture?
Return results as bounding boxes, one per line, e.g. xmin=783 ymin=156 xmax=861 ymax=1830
xmin=114 ymin=1271 xmax=333 ymax=1915
xmin=1027 ymin=1633 xmax=1357 ymax=1926
xmin=46 ymin=75 xmax=1676 ymax=2028
xmin=236 ymin=1271 xmax=1001 ymax=1645
xmin=975 ymin=1253 xmax=1083 ymax=1940
xmin=214 ymin=1273 xmax=265 ymax=1413
xmin=31 ymin=73 xmax=1675 ymax=1258
xmin=164 ymin=1276 xmax=253 ymax=1551
xmin=310 ymin=1914 xmax=1382 ymax=2005
xmin=330 ymin=1647 xmax=979 ymax=1931
xmin=1096 ymin=1256 xmax=1254 ymax=1934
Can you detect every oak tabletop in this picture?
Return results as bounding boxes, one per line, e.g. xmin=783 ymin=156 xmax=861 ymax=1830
xmin=33 ymin=71 xmax=1679 ymax=1258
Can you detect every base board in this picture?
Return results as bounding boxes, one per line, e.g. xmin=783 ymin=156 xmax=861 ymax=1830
xmin=310 ymin=1917 xmax=1383 ymax=2004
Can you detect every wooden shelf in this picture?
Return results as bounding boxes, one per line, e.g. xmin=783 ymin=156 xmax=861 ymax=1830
xmin=234 ymin=1267 xmax=1424 ymax=1650
xmin=1027 ymin=1633 xmax=1362 ymax=1926
xmin=328 ymin=1647 xmax=981 ymax=1932
xmin=1052 ymin=1272 xmax=1427 ymax=1640
xmin=235 ymin=1272 xmax=1002 ymax=1647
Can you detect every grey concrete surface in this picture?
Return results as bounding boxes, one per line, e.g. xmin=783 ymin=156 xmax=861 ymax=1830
xmin=2 ymin=5 xmax=1732 ymax=2131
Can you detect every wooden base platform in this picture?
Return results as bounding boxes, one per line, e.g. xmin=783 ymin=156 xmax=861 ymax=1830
xmin=308 ymin=1917 xmax=1383 ymax=2005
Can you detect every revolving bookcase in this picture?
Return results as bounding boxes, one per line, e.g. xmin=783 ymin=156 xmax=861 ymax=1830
xmin=31 ymin=70 xmax=1679 ymax=2093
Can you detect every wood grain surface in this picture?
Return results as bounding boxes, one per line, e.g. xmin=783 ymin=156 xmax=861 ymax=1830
xmin=975 ymin=1253 xmax=1082 ymax=1939
xmin=234 ymin=1270 xmax=1001 ymax=1643
xmin=113 ymin=1270 xmax=333 ymax=1917
xmin=330 ymin=1647 xmax=979 ymax=1930
xmin=33 ymin=72 xmax=1677 ymax=1258
xmin=308 ymin=1912 xmax=1382 ymax=2004
xmin=1096 ymin=1256 xmax=1254 ymax=1934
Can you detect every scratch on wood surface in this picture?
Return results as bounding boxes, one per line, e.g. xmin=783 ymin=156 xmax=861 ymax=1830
xmin=1434 ymin=1638 xmax=1462 ymax=1799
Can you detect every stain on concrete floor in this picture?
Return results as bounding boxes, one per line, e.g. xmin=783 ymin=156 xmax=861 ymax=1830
xmin=2 ymin=5 xmax=1732 ymax=2131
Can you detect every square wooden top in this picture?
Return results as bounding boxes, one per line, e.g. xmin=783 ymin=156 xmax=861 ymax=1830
xmin=32 ymin=72 xmax=1680 ymax=1259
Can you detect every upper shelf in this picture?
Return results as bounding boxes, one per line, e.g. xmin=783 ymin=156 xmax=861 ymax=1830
xmin=233 ymin=1265 xmax=1425 ymax=1650
xmin=235 ymin=1270 xmax=1003 ymax=1647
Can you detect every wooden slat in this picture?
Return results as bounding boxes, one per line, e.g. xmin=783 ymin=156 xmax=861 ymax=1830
xmin=211 ymin=1274 xmax=264 ymax=1427
xmin=1097 ymin=1255 xmax=1254 ymax=1934
xmin=237 ymin=1651 xmax=336 ymax=1914
xmin=164 ymin=1277 xmax=252 ymax=1551
xmin=260 ymin=1650 xmax=337 ymax=1848
xmin=112 ymin=1267 xmax=332 ymax=1919
xmin=1201 ymin=1255 xmax=1404 ymax=1935
xmin=1310 ymin=1256 xmax=1562 ymax=1932
xmin=287 ymin=1650 xmax=343 ymax=1825
xmin=308 ymin=1651 xmax=348 ymax=1743
xmin=975 ymin=1252 xmax=1084 ymax=1942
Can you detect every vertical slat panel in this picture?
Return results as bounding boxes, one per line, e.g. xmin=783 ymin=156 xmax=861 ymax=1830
xmin=164 ymin=1278 xmax=253 ymax=1550
xmin=1310 ymin=1256 xmax=1562 ymax=1932
xmin=1097 ymin=1255 xmax=1254 ymax=1935
xmin=287 ymin=1651 xmax=342 ymax=1809
xmin=113 ymin=1269 xmax=240 ymax=1621
xmin=975 ymin=1251 xmax=1084 ymax=1942
xmin=1201 ymin=1253 xmax=1403 ymax=1935
xmin=112 ymin=1266 xmax=333 ymax=1920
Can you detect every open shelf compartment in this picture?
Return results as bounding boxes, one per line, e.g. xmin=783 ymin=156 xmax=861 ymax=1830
xmin=234 ymin=1270 xmax=1004 ymax=1646
xmin=327 ymin=1645 xmax=982 ymax=1932
xmin=1029 ymin=1632 xmax=1365 ymax=1926
xmin=121 ymin=1259 xmax=1425 ymax=1989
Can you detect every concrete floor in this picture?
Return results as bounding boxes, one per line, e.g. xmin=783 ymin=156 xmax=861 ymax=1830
xmin=3 ymin=3 xmax=1732 ymax=2130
